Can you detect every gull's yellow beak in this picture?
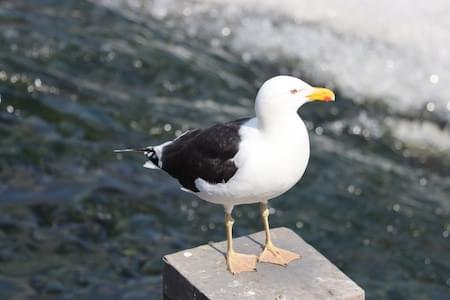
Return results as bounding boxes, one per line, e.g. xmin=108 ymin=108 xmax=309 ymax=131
xmin=306 ymin=87 xmax=335 ymax=102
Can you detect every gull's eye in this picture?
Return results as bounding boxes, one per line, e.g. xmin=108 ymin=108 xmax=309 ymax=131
xmin=290 ymin=89 xmax=298 ymax=94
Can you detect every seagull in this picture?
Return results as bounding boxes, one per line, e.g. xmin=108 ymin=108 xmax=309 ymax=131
xmin=115 ymin=75 xmax=335 ymax=274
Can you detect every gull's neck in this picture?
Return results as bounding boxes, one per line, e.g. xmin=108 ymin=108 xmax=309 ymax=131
xmin=256 ymin=110 xmax=303 ymax=135
xmin=254 ymin=94 xmax=306 ymax=135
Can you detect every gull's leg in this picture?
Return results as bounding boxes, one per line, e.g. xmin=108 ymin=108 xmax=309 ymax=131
xmin=224 ymin=206 xmax=257 ymax=274
xmin=258 ymin=201 xmax=300 ymax=266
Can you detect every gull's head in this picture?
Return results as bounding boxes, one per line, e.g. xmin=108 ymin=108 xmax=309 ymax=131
xmin=255 ymin=75 xmax=335 ymax=117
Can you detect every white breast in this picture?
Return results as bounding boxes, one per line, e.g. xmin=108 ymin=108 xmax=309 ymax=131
xmin=194 ymin=117 xmax=310 ymax=206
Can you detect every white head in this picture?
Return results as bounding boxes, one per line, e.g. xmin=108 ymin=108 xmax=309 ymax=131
xmin=255 ymin=75 xmax=335 ymax=127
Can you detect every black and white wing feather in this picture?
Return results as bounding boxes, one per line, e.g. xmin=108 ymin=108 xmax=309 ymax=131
xmin=155 ymin=118 xmax=249 ymax=192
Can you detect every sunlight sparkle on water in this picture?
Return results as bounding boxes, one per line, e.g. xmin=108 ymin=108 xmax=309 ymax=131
xmin=183 ymin=7 xmax=192 ymax=16
xmin=426 ymin=102 xmax=435 ymax=112
xmin=315 ymin=126 xmax=324 ymax=135
xmin=10 ymin=74 xmax=19 ymax=83
xmin=386 ymin=225 xmax=395 ymax=233
xmin=429 ymin=74 xmax=439 ymax=84
xmin=164 ymin=123 xmax=172 ymax=132
xmin=419 ymin=178 xmax=427 ymax=186
xmin=351 ymin=125 xmax=362 ymax=135
xmin=221 ymin=27 xmax=231 ymax=36
xmin=34 ymin=78 xmax=42 ymax=87
xmin=133 ymin=60 xmax=143 ymax=68
xmin=149 ymin=127 xmax=163 ymax=135
xmin=392 ymin=204 xmax=401 ymax=212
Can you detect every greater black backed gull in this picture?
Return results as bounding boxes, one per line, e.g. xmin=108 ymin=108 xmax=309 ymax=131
xmin=115 ymin=75 xmax=335 ymax=274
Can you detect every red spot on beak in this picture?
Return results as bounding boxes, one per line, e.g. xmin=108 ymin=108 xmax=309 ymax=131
xmin=323 ymin=95 xmax=332 ymax=102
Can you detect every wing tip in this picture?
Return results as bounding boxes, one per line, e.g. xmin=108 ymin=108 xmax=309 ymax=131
xmin=114 ymin=147 xmax=153 ymax=153
xmin=113 ymin=149 xmax=135 ymax=153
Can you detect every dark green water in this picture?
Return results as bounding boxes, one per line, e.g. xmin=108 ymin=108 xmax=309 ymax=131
xmin=0 ymin=1 xmax=449 ymax=299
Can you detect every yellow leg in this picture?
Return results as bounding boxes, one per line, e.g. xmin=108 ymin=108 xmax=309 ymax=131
xmin=258 ymin=202 xmax=300 ymax=266
xmin=225 ymin=213 xmax=257 ymax=274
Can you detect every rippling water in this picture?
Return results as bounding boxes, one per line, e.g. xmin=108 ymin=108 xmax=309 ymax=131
xmin=0 ymin=1 xmax=449 ymax=299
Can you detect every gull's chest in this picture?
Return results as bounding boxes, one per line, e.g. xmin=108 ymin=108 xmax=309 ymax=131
xmin=266 ymin=136 xmax=309 ymax=176
xmin=241 ymin=134 xmax=308 ymax=175
xmin=233 ymin=122 xmax=310 ymax=194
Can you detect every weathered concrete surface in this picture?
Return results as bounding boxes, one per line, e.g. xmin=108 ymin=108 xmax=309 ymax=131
xmin=163 ymin=227 xmax=365 ymax=300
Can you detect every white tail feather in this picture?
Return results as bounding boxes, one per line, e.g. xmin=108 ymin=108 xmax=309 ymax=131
xmin=180 ymin=187 xmax=195 ymax=194
xmin=143 ymin=160 xmax=158 ymax=169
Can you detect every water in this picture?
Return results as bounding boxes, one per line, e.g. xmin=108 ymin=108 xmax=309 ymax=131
xmin=0 ymin=0 xmax=449 ymax=299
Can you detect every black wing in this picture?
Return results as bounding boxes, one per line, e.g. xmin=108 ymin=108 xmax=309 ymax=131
xmin=160 ymin=118 xmax=250 ymax=192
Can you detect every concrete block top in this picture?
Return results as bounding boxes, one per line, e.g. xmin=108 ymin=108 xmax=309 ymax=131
xmin=163 ymin=227 xmax=365 ymax=300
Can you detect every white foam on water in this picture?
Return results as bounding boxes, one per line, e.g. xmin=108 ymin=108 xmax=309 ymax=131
xmin=100 ymin=0 xmax=450 ymax=114
xmin=234 ymin=0 xmax=450 ymax=116
xmin=97 ymin=0 xmax=450 ymax=156
xmin=386 ymin=118 xmax=450 ymax=156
